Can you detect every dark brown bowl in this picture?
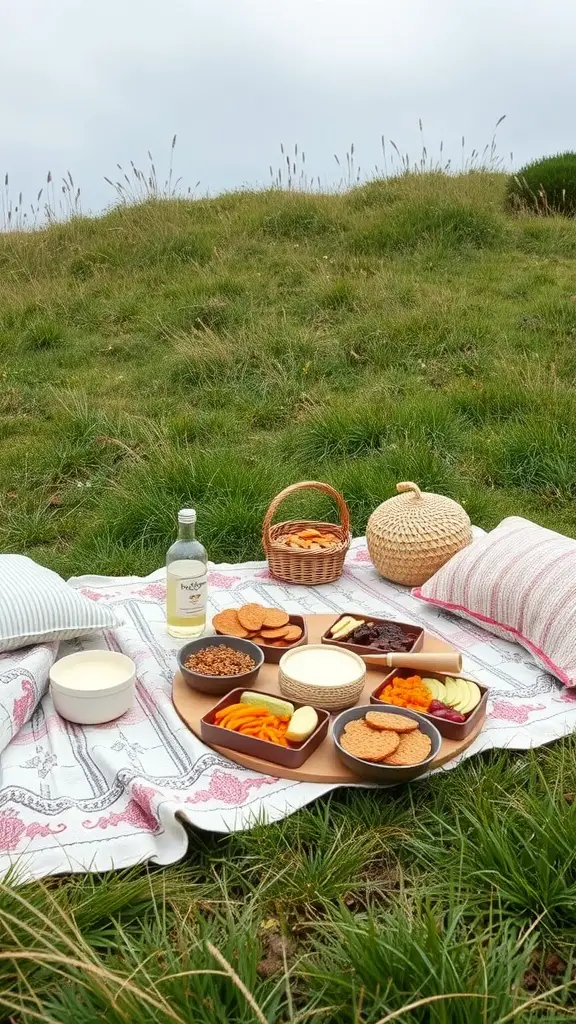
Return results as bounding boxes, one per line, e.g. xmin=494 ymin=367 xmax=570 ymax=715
xmin=214 ymin=614 xmax=307 ymax=664
xmin=332 ymin=704 xmax=441 ymax=784
xmin=201 ymin=687 xmax=329 ymax=768
xmin=177 ymin=636 xmax=264 ymax=695
xmin=321 ymin=613 xmax=424 ymax=657
xmin=370 ymin=668 xmax=488 ymax=740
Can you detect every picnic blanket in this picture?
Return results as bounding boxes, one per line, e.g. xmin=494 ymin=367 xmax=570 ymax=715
xmin=1 ymin=536 xmax=575 ymax=883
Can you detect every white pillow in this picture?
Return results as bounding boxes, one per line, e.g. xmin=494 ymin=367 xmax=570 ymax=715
xmin=413 ymin=516 xmax=576 ymax=687
xmin=0 ymin=555 xmax=119 ymax=652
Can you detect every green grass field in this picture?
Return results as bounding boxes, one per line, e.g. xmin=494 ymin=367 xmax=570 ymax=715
xmin=1 ymin=171 xmax=576 ymax=1021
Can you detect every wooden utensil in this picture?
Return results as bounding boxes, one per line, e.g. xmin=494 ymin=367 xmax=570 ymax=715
xmin=360 ymin=650 xmax=463 ymax=674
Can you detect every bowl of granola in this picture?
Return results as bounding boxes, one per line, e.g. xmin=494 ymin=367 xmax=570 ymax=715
xmin=177 ymin=635 xmax=264 ymax=694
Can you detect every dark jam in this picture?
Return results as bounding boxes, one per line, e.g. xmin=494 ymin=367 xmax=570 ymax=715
xmin=347 ymin=621 xmax=419 ymax=652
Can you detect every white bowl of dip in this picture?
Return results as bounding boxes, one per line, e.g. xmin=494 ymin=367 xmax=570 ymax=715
xmin=50 ymin=650 xmax=136 ymax=725
xmin=279 ymin=644 xmax=366 ymax=710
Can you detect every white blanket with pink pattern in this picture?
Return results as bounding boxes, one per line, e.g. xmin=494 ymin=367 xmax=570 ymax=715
xmin=1 ymin=537 xmax=575 ymax=883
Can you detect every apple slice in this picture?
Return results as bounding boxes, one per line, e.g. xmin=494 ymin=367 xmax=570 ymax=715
xmin=443 ymin=677 xmax=460 ymax=708
xmin=422 ymin=678 xmax=444 ymax=703
xmin=451 ymin=678 xmax=472 ymax=713
xmin=460 ymin=679 xmax=482 ymax=715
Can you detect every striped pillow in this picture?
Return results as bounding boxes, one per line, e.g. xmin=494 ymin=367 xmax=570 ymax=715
xmin=0 ymin=555 xmax=118 ymax=652
xmin=413 ymin=516 xmax=576 ymax=687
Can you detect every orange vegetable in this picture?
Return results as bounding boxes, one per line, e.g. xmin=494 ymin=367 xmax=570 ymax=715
xmin=379 ymin=675 xmax=432 ymax=712
xmin=215 ymin=703 xmax=245 ymax=719
xmin=216 ymin=705 xmax=294 ymax=746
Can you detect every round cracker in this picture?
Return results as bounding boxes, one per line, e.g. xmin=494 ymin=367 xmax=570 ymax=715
xmin=343 ymin=719 xmax=372 ymax=736
xmin=365 ymin=711 xmax=418 ymax=733
xmin=383 ymin=730 xmax=432 ymax=766
xmin=237 ymin=604 xmax=266 ymax=631
xmin=262 ymin=608 xmax=290 ymax=628
xmin=282 ymin=624 xmax=302 ymax=642
xmin=260 ymin=625 xmax=291 ymax=639
xmin=340 ymin=727 xmax=400 ymax=762
xmin=212 ymin=610 xmax=249 ymax=639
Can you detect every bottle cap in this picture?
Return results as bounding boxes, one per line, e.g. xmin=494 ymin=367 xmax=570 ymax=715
xmin=178 ymin=508 xmax=196 ymax=524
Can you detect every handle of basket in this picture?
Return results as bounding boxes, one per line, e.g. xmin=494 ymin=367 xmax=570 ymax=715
xmin=396 ymin=481 xmax=423 ymax=500
xmin=262 ymin=481 xmax=351 ymax=553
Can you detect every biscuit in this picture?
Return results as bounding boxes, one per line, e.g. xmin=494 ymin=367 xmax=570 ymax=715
xmin=262 ymin=608 xmax=290 ymax=628
xmin=260 ymin=625 xmax=291 ymax=639
xmin=282 ymin=624 xmax=302 ymax=642
xmin=365 ymin=711 xmax=418 ymax=734
xmin=340 ymin=726 xmax=400 ymax=762
xmin=383 ymin=730 xmax=432 ymax=766
xmin=343 ymin=719 xmax=372 ymax=736
xmin=237 ymin=604 xmax=266 ymax=631
xmin=212 ymin=610 xmax=249 ymax=639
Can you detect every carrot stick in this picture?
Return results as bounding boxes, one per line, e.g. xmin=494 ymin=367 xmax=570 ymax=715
xmin=215 ymin=704 xmax=245 ymax=719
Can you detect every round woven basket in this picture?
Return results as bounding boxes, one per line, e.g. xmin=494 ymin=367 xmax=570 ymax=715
xmin=262 ymin=481 xmax=351 ymax=586
xmin=366 ymin=481 xmax=472 ymax=587
xmin=278 ymin=646 xmax=366 ymax=711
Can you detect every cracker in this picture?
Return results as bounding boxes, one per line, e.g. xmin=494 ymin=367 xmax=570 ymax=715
xmin=340 ymin=726 xmax=400 ymax=762
xmin=365 ymin=711 xmax=418 ymax=733
xmin=262 ymin=608 xmax=289 ymax=628
xmin=237 ymin=604 xmax=266 ymax=631
xmin=260 ymin=625 xmax=291 ymax=639
xmin=212 ymin=610 xmax=249 ymax=639
xmin=343 ymin=718 xmax=371 ymax=734
xmin=282 ymin=624 xmax=302 ymax=642
xmin=383 ymin=730 xmax=432 ymax=766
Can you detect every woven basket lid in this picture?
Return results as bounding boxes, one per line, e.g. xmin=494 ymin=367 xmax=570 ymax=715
xmin=366 ymin=481 xmax=472 ymax=587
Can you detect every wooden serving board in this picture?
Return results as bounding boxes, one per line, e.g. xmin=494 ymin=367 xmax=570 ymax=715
xmin=172 ymin=614 xmax=485 ymax=784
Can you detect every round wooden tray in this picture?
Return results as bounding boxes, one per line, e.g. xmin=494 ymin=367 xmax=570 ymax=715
xmin=172 ymin=614 xmax=485 ymax=784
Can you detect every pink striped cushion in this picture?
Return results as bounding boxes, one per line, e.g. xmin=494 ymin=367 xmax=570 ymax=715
xmin=413 ymin=516 xmax=576 ymax=687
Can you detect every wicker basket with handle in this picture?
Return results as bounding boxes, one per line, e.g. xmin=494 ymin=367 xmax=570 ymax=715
xmin=366 ymin=481 xmax=472 ymax=587
xmin=262 ymin=481 xmax=351 ymax=585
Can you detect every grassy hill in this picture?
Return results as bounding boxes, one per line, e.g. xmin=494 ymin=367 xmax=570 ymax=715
xmin=2 ymin=173 xmax=576 ymax=1021
xmin=2 ymin=171 xmax=576 ymax=577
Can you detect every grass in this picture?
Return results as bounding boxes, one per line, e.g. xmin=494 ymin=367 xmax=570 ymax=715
xmin=1 ymin=167 xmax=576 ymax=1020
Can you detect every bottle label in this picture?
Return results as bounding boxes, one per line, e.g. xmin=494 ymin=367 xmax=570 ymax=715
xmin=175 ymin=575 xmax=207 ymax=617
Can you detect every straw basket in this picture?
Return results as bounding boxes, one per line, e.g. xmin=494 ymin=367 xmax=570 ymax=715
xmin=366 ymin=481 xmax=472 ymax=587
xmin=262 ymin=481 xmax=351 ymax=586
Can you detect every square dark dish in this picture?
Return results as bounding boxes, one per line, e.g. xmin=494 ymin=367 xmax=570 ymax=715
xmin=322 ymin=613 xmax=424 ymax=656
xmin=370 ymin=668 xmax=488 ymax=740
xmin=200 ymin=687 xmax=330 ymax=768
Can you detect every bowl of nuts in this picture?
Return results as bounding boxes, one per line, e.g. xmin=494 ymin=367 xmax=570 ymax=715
xmin=177 ymin=635 xmax=264 ymax=695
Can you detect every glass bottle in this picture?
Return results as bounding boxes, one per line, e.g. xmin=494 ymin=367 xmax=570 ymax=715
xmin=166 ymin=509 xmax=208 ymax=638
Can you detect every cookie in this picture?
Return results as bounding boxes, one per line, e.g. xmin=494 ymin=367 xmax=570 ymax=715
xmin=340 ymin=726 xmax=400 ymax=762
xmin=343 ymin=719 xmax=372 ymax=736
xmin=212 ymin=610 xmax=249 ymax=639
xmin=365 ymin=711 xmax=418 ymax=734
xmin=383 ymin=730 xmax=432 ymax=766
xmin=260 ymin=625 xmax=291 ymax=639
xmin=282 ymin=624 xmax=302 ymax=642
xmin=237 ymin=604 xmax=266 ymax=631
xmin=262 ymin=608 xmax=290 ymax=628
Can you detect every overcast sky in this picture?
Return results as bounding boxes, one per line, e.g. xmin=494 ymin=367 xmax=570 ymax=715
xmin=2 ymin=0 xmax=576 ymax=217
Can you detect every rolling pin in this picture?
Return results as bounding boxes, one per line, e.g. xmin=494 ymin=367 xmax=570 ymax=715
xmin=359 ymin=650 xmax=462 ymax=674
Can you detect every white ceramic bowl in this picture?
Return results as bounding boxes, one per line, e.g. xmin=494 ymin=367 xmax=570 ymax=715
xmin=50 ymin=650 xmax=136 ymax=725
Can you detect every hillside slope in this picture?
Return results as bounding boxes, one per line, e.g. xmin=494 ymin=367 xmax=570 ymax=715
xmin=2 ymin=171 xmax=576 ymax=576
